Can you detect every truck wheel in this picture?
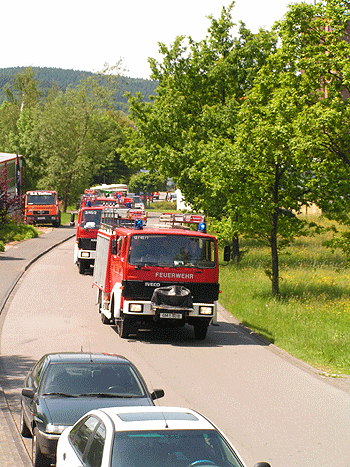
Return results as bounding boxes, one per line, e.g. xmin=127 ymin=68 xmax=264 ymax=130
xmin=78 ymin=260 xmax=86 ymax=274
xmin=101 ymin=312 xmax=113 ymax=325
xmin=194 ymin=322 xmax=209 ymax=340
xmin=117 ymin=317 xmax=131 ymax=338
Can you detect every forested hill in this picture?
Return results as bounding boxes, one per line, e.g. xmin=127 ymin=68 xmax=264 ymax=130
xmin=0 ymin=66 xmax=158 ymax=108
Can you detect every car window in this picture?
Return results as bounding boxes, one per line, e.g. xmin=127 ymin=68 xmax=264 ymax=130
xmin=70 ymin=416 xmax=100 ymax=459
xmin=84 ymin=422 xmax=106 ymax=467
xmin=31 ymin=356 xmax=46 ymax=390
xmin=111 ymin=429 xmax=244 ymax=467
xmin=42 ymin=363 xmax=146 ymax=397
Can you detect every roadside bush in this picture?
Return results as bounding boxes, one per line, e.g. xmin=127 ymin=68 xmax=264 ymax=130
xmin=0 ymin=221 xmax=38 ymax=246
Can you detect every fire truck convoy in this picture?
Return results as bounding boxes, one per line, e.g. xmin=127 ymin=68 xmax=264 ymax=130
xmin=74 ymin=200 xmax=148 ymax=274
xmin=93 ymin=209 xmax=220 ymax=340
xmin=24 ymin=190 xmax=62 ymax=227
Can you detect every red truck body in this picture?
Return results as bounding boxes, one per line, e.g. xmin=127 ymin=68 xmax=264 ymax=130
xmin=93 ymin=209 xmax=219 ymax=340
xmin=24 ymin=190 xmax=61 ymax=227
xmin=74 ymin=206 xmax=105 ymax=274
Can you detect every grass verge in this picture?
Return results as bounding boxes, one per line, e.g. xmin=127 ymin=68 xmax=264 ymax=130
xmin=219 ymin=220 xmax=350 ymax=376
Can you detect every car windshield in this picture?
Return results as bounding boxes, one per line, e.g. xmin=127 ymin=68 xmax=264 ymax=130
xmin=111 ymin=429 xmax=243 ymax=467
xmin=128 ymin=235 xmax=216 ymax=269
xmin=81 ymin=209 xmax=102 ymax=229
xmin=41 ymin=363 xmax=146 ymax=397
xmin=27 ymin=193 xmax=55 ymax=205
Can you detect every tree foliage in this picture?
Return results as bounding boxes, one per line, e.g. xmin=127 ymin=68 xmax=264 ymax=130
xmin=0 ymin=66 xmax=135 ymax=210
xmin=123 ymin=0 xmax=350 ymax=296
xmin=123 ymin=3 xmax=277 ymax=219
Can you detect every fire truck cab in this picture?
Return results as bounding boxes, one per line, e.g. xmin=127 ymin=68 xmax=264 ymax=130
xmin=93 ymin=210 xmax=219 ymax=340
xmin=24 ymin=190 xmax=62 ymax=227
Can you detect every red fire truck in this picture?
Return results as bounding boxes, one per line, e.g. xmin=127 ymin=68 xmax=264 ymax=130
xmin=93 ymin=209 xmax=219 ymax=340
xmin=74 ymin=206 xmax=105 ymax=274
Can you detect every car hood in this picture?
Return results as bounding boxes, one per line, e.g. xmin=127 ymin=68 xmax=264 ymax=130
xmin=42 ymin=396 xmax=153 ymax=426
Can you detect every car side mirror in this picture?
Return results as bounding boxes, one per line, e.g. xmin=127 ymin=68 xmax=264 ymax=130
xmin=223 ymin=245 xmax=231 ymax=262
xmin=22 ymin=388 xmax=35 ymax=399
xmin=151 ymin=389 xmax=165 ymax=400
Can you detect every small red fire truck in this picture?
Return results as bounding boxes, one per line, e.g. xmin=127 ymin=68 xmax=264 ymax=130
xmin=74 ymin=206 xmax=105 ymax=274
xmin=93 ymin=209 xmax=220 ymax=340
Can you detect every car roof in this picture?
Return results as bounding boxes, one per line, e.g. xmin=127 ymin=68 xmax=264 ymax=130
xmin=45 ymin=352 xmax=133 ymax=365
xmin=88 ymin=406 xmax=215 ymax=432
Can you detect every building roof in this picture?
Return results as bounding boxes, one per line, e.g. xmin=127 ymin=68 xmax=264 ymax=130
xmin=0 ymin=153 xmax=23 ymax=164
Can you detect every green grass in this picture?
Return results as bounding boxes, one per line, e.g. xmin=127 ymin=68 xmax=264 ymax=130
xmin=145 ymin=200 xmax=177 ymax=211
xmin=61 ymin=211 xmax=73 ymax=225
xmin=219 ymin=219 xmax=350 ymax=375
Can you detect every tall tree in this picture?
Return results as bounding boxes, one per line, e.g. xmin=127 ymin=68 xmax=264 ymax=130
xmin=123 ymin=3 xmax=276 ymax=218
xmin=232 ymin=0 xmax=350 ymax=294
xmin=14 ymin=66 xmax=133 ymax=209
xmin=0 ymin=67 xmax=41 ymax=153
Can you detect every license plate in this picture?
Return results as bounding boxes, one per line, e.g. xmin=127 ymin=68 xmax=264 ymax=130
xmin=160 ymin=312 xmax=182 ymax=319
xmin=37 ymin=217 xmax=45 ymax=220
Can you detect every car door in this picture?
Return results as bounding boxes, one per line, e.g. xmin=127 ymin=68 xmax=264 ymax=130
xmin=60 ymin=415 xmax=106 ymax=467
xmin=22 ymin=355 xmax=47 ymax=431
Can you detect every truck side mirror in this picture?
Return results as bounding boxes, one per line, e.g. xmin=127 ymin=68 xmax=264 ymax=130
xmin=111 ymin=239 xmax=117 ymax=255
xmin=223 ymin=245 xmax=231 ymax=262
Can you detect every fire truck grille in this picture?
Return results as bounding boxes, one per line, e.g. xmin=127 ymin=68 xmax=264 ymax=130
xmin=33 ymin=210 xmax=50 ymax=215
xmin=78 ymin=238 xmax=97 ymax=250
xmin=122 ymin=281 xmax=219 ymax=303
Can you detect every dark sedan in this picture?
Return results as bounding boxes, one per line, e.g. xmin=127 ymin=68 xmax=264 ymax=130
xmin=20 ymin=352 xmax=164 ymax=467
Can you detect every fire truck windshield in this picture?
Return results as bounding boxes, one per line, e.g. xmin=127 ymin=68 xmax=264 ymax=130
xmin=81 ymin=210 xmax=102 ymax=229
xmin=26 ymin=193 xmax=56 ymax=205
xmin=128 ymin=235 xmax=216 ymax=268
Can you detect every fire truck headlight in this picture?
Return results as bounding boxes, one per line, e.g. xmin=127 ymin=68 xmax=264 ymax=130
xmin=199 ymin=306 xmax=213 ymax=315
xmin=129 ymin=303 xmax=143 ymax=313
xmin=81 ymin=252 xmax=90 ymax=258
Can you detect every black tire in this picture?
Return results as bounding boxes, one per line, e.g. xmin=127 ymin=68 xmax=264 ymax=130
xmin=32 ymin=427 xmax=51 ymax=467
xmin=78 ymin=260 xmax=86 ymax=274
xmin=194 ymin=322 xmax=209 ymax=340
xmin=117 ymin=316 xmax=131 ymax=338
xmin=20 ymin=406 xmax=31 ymax=438
xmin=101 ymin=312 xmax=112 ymax=325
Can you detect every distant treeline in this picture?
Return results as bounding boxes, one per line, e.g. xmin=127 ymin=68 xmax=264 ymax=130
xmin=0 ymin=66 xmax=158 ymax=109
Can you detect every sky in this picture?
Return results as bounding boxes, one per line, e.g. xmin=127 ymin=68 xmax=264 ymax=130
xmin=2 ymin=0 xmax=315 ymax=80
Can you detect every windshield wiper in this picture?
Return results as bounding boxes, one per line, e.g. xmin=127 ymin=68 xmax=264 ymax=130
xmin=43 ymin=392 xmax=77 ymax=397
xmin=77 ymin=393 xmax=137 ymax=398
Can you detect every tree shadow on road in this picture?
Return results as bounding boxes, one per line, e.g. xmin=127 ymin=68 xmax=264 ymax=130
xmin=112 ymin=319 xmax=272 ymax=348
xmin=0 ymin=354 xmax=36 ymax=415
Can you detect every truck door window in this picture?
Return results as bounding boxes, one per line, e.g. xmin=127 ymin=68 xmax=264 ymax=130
xmin=116 ymin=236 xmax=123 ymax=256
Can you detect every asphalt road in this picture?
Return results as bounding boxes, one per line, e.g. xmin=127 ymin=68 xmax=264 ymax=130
xmin=1 ymin=233 xmax=349 ymax=467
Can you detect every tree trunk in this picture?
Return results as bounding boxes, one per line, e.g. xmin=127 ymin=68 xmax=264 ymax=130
xmin=270 ymin=208 xmax=279 ymax=296
xmin=231 ymin=233 xmax=240 ymax=262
